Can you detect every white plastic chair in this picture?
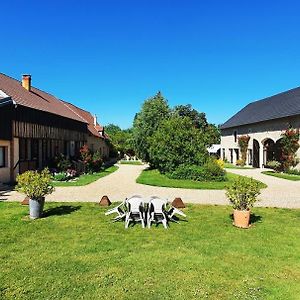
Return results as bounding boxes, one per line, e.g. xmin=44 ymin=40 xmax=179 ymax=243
xmin=147 ymin=196 xmax=168 ymax=229
xmin=105 ymin=201 xmax=126 ymax=222
xmin=124 ymin=195 xmax=145 ymax=229
xmin=167 ymin=206 xmax=187 ymax=223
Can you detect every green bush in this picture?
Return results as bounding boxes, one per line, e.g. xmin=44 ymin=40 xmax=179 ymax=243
xmin=54 ymin=154 xmax=71 ymax=172
xmin=149 ymin=116 xmax=208 ymax=173
xmin=286 ymin=168 xmax=300 ymax=176
xmin=236 ymin=159 xmax=245 ymax=167
xmin=266 ymin=160 xmax=281 ymax=172
xmin=225 ymin=177 xmax=261 ymax=210
xmin=16 ymin=168 xmax=54 ymax=199
xmin=53 ymin=172 xmax=68 ymax=181
xmin=167 ymin=160 xmax=226 ymax=182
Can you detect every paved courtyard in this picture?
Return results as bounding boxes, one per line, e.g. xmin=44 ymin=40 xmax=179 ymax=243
xmin=1 ymin=164 xmax=300 ymax=208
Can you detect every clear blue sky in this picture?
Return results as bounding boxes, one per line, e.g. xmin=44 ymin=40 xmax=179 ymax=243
xmin=2 ymin=0 xmax=300 ymax=128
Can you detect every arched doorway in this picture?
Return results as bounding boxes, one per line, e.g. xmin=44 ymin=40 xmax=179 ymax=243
xmin=263 ymin=138 xmax=275 ymax=165
xmin=253 ymin=139 xmax=260 ymax=168
xmin=275 ymin=138 xmax=283 ymax=162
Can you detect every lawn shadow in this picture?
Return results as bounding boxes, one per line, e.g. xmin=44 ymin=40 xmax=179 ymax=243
xmin=0 ymin=185 xmax=15 ymax=201
xmin=43 ymin=205 xmax=81 ymax=218
xmin=229 ymin=213 xmax=262 ymax=225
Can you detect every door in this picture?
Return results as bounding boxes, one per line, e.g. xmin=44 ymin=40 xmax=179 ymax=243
xmin=253 ymin=139 xmax=260 ymax=168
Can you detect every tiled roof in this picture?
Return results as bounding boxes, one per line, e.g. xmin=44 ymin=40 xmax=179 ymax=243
xmin=0 ymin=73 xmax=86 ymax=123
xmin=221 ymin=86 xmax=300 ymax=129
xmin=63 ymin=102 xmax=106 ymax=139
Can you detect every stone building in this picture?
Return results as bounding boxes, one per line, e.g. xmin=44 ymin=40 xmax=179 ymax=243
xmin=220 ymin=86 xmax=300 ymax=168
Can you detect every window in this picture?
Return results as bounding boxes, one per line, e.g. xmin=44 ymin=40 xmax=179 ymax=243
xmin=222 ymin=148 xmax=225 ymax=160
xmin=234 ymin=131 xmax=237 ymax=143
xmin=229 ymin=149 xmax=233 ymax=163
xmin=0 ymin=146 xmax=6 ymax=167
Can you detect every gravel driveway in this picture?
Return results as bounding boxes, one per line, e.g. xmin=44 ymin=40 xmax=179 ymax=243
xmin=1 ymin=164 xmax=300 ymax=208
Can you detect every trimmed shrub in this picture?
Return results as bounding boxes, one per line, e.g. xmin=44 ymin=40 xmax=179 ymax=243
xmin=226 ymin=176 xmax=261 ymax=210
xmin=167 ymin=160 xmax=226 ymax=182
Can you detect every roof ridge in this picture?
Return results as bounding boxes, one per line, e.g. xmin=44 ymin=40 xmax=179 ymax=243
xmin=248 ymin=85 xmax=300 ymax=105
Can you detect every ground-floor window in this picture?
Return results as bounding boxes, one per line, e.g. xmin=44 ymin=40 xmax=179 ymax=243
xmin=0 ymin=146 xmax=6 ymax=167
xmin=234 ymin=148 xmax=239 ymax=160
xmin=229 ymin=149 xmax=233 ymax=163
xmin=222 ymin=148 xmax=225 ymax=160
xmin=248 ymin=149 xmax=253 ymax=165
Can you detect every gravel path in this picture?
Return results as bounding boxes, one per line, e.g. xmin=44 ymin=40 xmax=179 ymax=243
xmin=1 ymin=164 xmax=300 ymax=208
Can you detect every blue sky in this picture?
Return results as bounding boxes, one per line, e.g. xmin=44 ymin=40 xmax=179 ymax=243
xmin=2 ymin=0 xmax=300 ymax=128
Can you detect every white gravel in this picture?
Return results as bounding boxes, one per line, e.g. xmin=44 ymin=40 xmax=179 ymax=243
xmin=1 ymin=164 xmax=300 ymax=208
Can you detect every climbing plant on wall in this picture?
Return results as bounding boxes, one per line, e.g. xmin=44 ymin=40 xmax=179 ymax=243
xmin=238 ymin=135 xmax=250 ymax=166
xmin=280 ymin=128 xmax=300 ymax=171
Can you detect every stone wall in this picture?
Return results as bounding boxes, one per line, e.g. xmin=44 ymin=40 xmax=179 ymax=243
xmin=221 ymin=116 xmax=300 ymax=168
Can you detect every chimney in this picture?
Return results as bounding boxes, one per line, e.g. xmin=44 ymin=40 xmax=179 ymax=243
xmin=22 ymin=74 xmax=31 ymax=91
xmin=93 ymin=114 xmax=97 ymax=126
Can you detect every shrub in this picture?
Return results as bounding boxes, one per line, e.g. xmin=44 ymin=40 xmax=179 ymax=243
xmin=216 ymin=159 xmax=225 ymax=169
xmin=91 ymin=151 xmax=103 ymax=172
xmin=280 ymin=128 xmax=300 ymax=171
xmin=16 ymin=168 xmax=54 ymax=199
xmin=225 ymin=177 xmax=261 ymax=210
xmin=53 ymin=172 xmax=68 ymax=181
xmin=149 ymin=116 xmax=208 ymax=173
xmin=238 ymin=135 xmax=250 ymax=165
xmin=286 ymin=168 xmax=300 ymax=176
xmin=80 ymin=145 xmax=103 ymax=173
xmin=236 ymin=159 xmax=245 ymax=167
xmin=167 ymin=160 xmax=226 ymax=182
xmin=266 ymin=160 xmax=281 ymax=172
xmin=54 ymin=154 xmax=71 ymax=172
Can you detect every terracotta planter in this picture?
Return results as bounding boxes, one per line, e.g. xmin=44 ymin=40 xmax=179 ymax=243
xmin=233 ymin=209 xmax=250 ymax=228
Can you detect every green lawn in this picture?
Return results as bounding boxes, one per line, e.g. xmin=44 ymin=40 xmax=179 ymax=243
xmin=224 ymin=163 xmax=253 ymax=169
xmin=262 ymin=171 xmax=300 ymax=181
xmin=52 ymin=166 xmax=118 ymax=187
xmin=136 ymin=169 xmax=266 ymax=190
xmin=0 ymin=202 xmax=299 ymax=299
xmin=119 ymin=160 xmax=143 ymax=165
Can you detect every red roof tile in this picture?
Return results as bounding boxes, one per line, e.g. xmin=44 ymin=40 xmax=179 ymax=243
xmin=0 ymin=73 xmax=86 ymax=123
xmin=63 ymin=102 xmax=106 ymax=139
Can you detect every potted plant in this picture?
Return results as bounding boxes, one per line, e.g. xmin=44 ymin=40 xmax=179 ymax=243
xmin=16 ymin=168 xmax=54 ymax=219
xmin=225 ymin=177 xmax=261 ymax=228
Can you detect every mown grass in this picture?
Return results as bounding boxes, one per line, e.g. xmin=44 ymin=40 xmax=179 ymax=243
xmin=136 ymin=169 xmax=267 ymax=190
xmin=262 ymin=171 xmax=300 ymax=181
xmin=224 ymin=163 xmax=253 ymax=169
xmin=52 ymin=166 xmax=118 ymax=187
xmin=119 ymin=160 xmax=143 ymax=165
xmin=0 ymin=202 xmax=299 ymax=299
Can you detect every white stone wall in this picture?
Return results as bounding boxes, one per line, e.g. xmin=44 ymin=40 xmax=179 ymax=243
xmin=221 ymin=116 xmax=300 ymax=168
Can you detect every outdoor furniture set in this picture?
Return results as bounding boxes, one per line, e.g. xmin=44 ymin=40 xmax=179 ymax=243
xmin=105 ymin=195 xmax=186 ymax=229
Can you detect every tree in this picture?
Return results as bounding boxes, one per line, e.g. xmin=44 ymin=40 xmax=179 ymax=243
xmin=173 ymin=104 xmax=220 ymax=145
xmin=133 ymin=91 xmax=170 ymax=161
xmin=149 ymin=116 xmax=209 ymax=173
xmin=173 ymin=104 xmax=208 ymax=129
xmin=105 ymin=124 xmax=135 ymax=157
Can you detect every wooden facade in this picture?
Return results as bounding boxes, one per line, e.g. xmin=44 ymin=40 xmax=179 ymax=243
xmin=0 ymin=103 xmax=88 ymax=182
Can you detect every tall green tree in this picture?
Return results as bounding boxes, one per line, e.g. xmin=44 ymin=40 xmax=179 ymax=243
xmin=173 ymin=104 xmax=208 ymax=129
xmin=149 ymin=116 xmax=208 ymax=173
xmin=105 ymin=124 xmax=135 ymax=157
xmin=133 ymin=92 xmax=170 ymax=161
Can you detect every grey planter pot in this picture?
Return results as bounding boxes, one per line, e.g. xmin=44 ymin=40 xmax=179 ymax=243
xmin=29 ymin=197 xmax=45 ymax=219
